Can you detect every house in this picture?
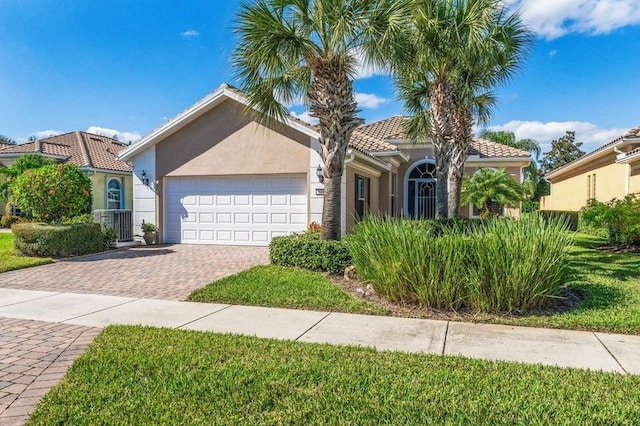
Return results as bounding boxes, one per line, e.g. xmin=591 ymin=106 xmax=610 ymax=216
xmin=0 ymin=131 xmax=133 ymax=215
xmin=118 ymin=84 xmax=531 ymax=246
xmin=541 ymin=125 xmax=640 ymax=211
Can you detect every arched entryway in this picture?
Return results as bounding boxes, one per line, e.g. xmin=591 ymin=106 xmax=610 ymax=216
xmin=404 ymin=160 xmax=437 ymax=219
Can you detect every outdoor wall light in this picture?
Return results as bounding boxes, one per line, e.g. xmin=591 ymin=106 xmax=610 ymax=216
xmin=141 ymin=170 xmax=150 ymax=186
xmin=316 ymin=164 xmax=325 ymax=184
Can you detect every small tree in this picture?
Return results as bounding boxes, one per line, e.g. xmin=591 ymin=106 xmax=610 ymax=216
xmin=11 ymin=163 xmax=92 ymax=223
xmin=461 ymin=168 xmax=523 ymax=218
xmin=540 ymin=131 xmax=585 ymax=173
xmin=0 ymin=135 xmax=16 ymax=145
xmin=0 ymin=154 xmax=57 ymax=202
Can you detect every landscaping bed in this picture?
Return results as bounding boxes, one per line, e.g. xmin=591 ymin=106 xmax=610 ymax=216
xmin=29 ymin=326 xmax=640 ymax=425
xmin=190 ymin=233 xmax=640 ymax=335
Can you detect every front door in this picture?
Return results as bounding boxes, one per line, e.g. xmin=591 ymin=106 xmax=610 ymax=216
xmin=414 ymin=179 xmax=436 ymax=219
xmin=406 ymin=161 xmax=437 ymax=219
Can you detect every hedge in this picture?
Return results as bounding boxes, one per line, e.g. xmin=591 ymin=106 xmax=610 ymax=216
xmin=12 ymin=222 xmax=104 ymax=257
xmin=539 ymin=210 xmax=579 ymax=231
xmin=269 ymin=232 xmax=352 ymax=275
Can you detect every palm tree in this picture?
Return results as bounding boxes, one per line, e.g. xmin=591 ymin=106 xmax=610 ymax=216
xmin=233 ymin=0 xmax=409 ymax=239
xmin=396 ymin=0 xmax=531 ymax=219
xmin=461 ymin=168 xmax=523 ymax=218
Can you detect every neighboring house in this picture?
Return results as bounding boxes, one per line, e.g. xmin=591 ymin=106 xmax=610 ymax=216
xmin=541 ymin=126 xmax=640 ymax=211
xmin=0 ymin=131 xmax=133 ymax=215
xmin=118 ymin=84 xmax=531 ymax=246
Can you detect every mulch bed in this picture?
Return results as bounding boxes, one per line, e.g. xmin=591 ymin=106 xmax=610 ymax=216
xmin=327 ymin=273 xmax=582 ymax=322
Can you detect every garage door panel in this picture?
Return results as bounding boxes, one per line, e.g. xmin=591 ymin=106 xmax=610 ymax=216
xmin=165 ymin=175 xmax=307 ymax=246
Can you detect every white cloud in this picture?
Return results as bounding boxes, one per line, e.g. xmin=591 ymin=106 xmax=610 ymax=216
xmin=355 ymin=92 xmax=388 ymax=109
xmin=506 ymin=0 xmax=640 ymax=39
xmin=548 ymin=50 xmax=558 ymax=58
xmin=86 ymin=126 xmax=142 ymax=143
xmin=487 ymin=120 xmax=628 ymax=152
xmin=181 ymin=29 xmax=199 ymax=39
xmin=289 ymin=110 xmax=317 ymax=125
xmin=31 ymin=130 xmax=61 ymax=140
xmin=352 ymin=48 xmax=389 ymax=79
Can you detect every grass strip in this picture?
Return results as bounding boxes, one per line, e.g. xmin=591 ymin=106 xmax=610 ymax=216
xmin=30 ymin=326 xmax=640 ymax=425
xmin=188 ymin=265 xmax=387 ymax=315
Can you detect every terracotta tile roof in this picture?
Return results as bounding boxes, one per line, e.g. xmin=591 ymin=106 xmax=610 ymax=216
xmin=469 ymin=138 xmax=530 ymax=158
xmin=624 ymin=125 xmax=640 ymax=139
xmin=0 ymin=142 xmax=13 ymax=150
xmin=348 ymin=116 xmax=531 ymax=158
xmin=0 ymin=131 xmax=131 ymax=173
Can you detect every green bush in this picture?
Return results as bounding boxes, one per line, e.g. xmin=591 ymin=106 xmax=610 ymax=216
xmin=580 ymin=195 xmax=640 ymax=245
xmin=12 ymin=222 xmax=104 ymax=257
xmin=269 ymin=231 xmax=352 ymax=275
xmin=346 ymin=214 xmax=573 ymax=313
xmin=11 ymin=163 xmax=92 ymax=223
xmin=539 ymin=210 xmax=579 ymax=231
xmin=1 ymin=214 xmax=23 ymax=228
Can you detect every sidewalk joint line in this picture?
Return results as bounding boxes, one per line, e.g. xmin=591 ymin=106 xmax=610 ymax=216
xmin=62 ymin=298 xmax=140 ymax=323
xmin=295 ymin=312 xmax=332 ymax=341
xmin=593 ymin=332 xmax=627 ymax=374
xmin=0 ymin=291 xmax=62 ymax=308
xmin=441 ymin=321 xmax=450 ymax=355
xmin=177 ymin=304 xmax=233 ymax=329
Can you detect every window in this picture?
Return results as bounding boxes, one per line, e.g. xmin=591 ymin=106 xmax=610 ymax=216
xmin=107 ymin=178 xmax=123 ymax=210
xmin=355 ymin=174 xmax=370 ymax=218
xmin=391 ymin=173 xmax=397 ymax=217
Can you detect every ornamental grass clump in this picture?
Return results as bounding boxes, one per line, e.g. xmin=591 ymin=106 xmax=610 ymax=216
xmin=347 ymin=214 xmax=573 ymax=314
xmin=466 ymin=214 xmax=573 ymax=312
xmin=345 ymin=217 xmax=467 ymax=309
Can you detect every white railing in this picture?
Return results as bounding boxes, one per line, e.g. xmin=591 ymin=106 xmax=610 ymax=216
xmin=93 ymin=210 xmax=133 ymax=242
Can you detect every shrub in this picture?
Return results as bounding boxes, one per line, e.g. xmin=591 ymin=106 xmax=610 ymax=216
xmin=269 ymin=232 xmax=352 ymax=275
xmin=1 ymin=214 xmax=23 ymax=228
xmin=346 ymin=214 xmax=573 ymax=313
xmin=540 ymin=210 xmax=579 ymax=231
xmin=11 ymin=163 xmax=92 ymax=223
xmin=63 ymin=214 xmax=117 ymax=249
xmin=12 ymin=222 xmax=104 ymax=257
xmin=580 ymin=195 xmax=640 ymax=245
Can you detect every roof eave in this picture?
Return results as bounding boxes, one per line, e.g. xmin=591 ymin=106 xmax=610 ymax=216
xmin=545 ymin=140 xmax=624 ymax=180
xmin=368 ymin=150 xmax=410 ymax=162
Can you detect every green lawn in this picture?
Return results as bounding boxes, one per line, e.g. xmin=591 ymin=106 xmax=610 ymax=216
xmin=0 ymin=232 xmax=52 ymax=273
xmin=189 ymin=234 xmax=640 ymax=335
xmin=29 ymin=326 xmax=640 ymax=425
xmin=189 ymin=265 xmax=387 ymax=315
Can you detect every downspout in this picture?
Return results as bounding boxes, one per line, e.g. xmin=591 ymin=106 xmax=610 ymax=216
xmin=341 ymin=149 xmax=355 ymax=237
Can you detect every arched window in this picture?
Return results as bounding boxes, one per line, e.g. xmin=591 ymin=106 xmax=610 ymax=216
xmin=107 ymin=178 xmax=123 ymax=209
xmin=406 ymin=160 xmax=437 ymax=219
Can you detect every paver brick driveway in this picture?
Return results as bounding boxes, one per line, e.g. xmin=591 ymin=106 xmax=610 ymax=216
xmin=0 ymin=245 xmax=269 ymax=300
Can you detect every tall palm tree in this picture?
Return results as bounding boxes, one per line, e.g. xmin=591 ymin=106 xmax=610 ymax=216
xmin=233 ymin=0 xmax=409 ymax=239
xmin=461 ymin=168 xmax=524 ymax=218
xmin=396 ymin=0 xmax=531 ymax=219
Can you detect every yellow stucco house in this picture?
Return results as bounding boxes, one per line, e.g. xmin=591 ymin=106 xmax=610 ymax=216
xmin=0 ymin=131 xmax=133 ymax=216
xmin=541 ymin=125 xmax=640 ymax=211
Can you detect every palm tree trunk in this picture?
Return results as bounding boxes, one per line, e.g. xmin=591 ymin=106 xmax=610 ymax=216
xmin=308 ymin=57 xmax=363 ymax=240
xmin=430 ymin=79 xmax=455 ymax=219
xmin=449 ymin=106 xmax=473 ymax=218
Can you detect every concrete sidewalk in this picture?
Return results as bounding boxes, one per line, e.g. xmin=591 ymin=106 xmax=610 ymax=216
xmin=1 ymin=288 xmax=639 ymax=374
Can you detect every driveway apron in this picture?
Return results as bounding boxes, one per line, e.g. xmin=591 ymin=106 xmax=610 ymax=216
xmin=0 ymin=245 xmax=269 ymax=300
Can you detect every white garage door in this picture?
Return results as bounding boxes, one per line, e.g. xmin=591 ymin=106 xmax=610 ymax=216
xmin=164 ymin=175 xmax=308 ymax=245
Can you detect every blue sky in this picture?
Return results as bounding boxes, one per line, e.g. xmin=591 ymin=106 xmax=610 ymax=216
xmin=1 ymin=0 xmax=639 ymax=153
